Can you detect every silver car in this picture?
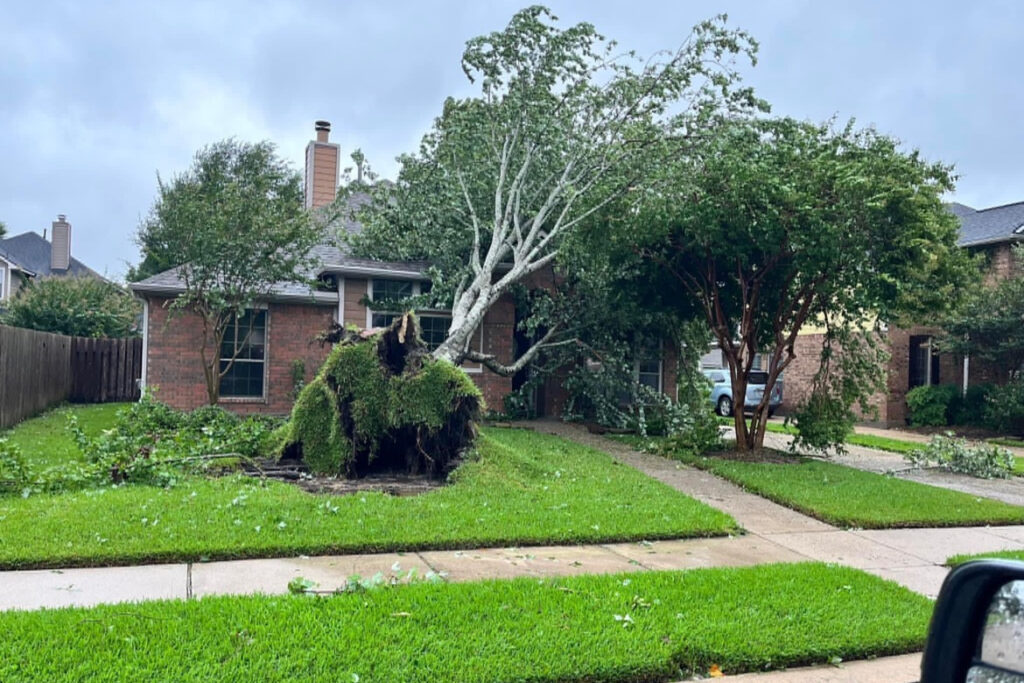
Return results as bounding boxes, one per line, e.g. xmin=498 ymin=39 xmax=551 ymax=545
xmin=702 ymin=369 xmax=783 ymax=417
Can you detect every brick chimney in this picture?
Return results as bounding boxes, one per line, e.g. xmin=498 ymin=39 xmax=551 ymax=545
xmin=304 ymin=120 xmax=340 ymax=209
xmin=51 ymin=214 xmax=71 ymax=271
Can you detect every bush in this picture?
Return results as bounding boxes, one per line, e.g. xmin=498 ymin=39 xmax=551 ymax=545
xmin=2 ymin=276 xmax=139 ymax=338
xmin=905 ymin=433 xmax=1014 ymax=479
xmin=0 ymin=438 xmax=30 ymax=494
xmin=906 ymin=384 xmax=958 ymax=427
xmin=984 ymin=380 xmax=1024 ymax=436
xmin=950 ymin=383 xmax=994 ymax=427
xmin=791 ymin=391 xmax=855 ymax=454
xmin=285 ymin=315 xmax=482 ymax=478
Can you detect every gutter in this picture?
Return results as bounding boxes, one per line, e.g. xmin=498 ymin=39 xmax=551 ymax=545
xmin=128 ymin=283 xmax=339 ymax=306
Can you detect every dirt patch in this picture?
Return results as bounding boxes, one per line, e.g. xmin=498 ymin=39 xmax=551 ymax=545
xmin=703 ymin=447 xmax=801 ymax=465
xmin=240 ymin=459 xmax=448 ymax=497
xmin=297 ymin=473 xmax=446 ymax=497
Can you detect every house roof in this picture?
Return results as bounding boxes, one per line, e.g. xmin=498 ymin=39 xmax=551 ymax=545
xmin=0 ymin=232 xmax=102 ymax=279
xmin=953 ymin=201 xmax=1024 ymax=248
xmin=130 ymin=189 xmax=432 ymax=302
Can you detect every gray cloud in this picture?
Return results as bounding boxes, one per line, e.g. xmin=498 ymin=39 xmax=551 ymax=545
xmin=2 ymin=0 xmax=1021 ymax=278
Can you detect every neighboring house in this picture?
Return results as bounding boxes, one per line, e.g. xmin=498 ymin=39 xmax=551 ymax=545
xmin=131 ymin=121 xmax=681 ymax=415
xmin=780 ymin=200 xmax=1024 ymax=425
xmin=0 ymin=215 xmax=103 ymax=304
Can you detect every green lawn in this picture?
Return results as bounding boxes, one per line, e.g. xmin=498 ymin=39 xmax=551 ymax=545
xmin=947 ymin=550 xmax=1024 ymax=567
xmin=0 ymin=427 xmax=736 ymax=569
xmin=4 ymin=403 xmax=125 ymax=469
xmin=684 ymin=453 xmax=1024 ymax=528
xmin=0 ymin=563 xmax=931 ymax=682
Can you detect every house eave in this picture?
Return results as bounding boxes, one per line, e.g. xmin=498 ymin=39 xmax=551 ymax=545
xmin=129 ymin=282 xmax=339 ymax=306
xmin=960 ymin=234 xmax=1024 ymax=249
xmin=320 ymin=264 xmax=429 ymax=279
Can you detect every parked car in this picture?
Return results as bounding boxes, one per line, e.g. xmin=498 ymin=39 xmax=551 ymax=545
xmin=702 ymin=368 xmax=783 ymax=417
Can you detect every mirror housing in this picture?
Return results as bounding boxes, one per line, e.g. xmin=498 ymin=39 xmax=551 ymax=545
xmin=922 ymin=559 xmax=1024 ymax=682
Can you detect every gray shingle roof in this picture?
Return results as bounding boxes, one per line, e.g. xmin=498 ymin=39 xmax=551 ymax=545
xmin=131 ymin=189 xmax=431 ymax=301
xmin=0 ymin=232 xmax=101 ymax=278
xmin=953 ymin=201 xmax=1024 ymax=248
xmin=130 ymin=264 xmax=340 ymax=305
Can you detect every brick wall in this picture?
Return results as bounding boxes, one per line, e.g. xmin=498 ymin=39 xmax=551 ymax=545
xmin=144 ymin=297 xmax=333 ymax=414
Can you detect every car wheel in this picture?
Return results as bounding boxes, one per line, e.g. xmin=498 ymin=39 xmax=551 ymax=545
xmin=768 ymin=408 xmax=776 ymax=418
xmin=717 ymin=396 xmax=733 ymax=417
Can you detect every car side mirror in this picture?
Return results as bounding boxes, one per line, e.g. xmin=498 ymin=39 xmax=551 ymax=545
xmin=922 ymin=560 xmax=1024 ymax=682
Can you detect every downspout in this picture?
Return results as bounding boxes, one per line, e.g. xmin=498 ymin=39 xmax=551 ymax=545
xmin=963 ymin=354 xmax=970 ymax=397
xmin=139 ymin=297 xmax=149 ymax=398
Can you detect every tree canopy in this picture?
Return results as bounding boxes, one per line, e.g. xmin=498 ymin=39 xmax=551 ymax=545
xmin=134 ymin=139 xmax=321 ymax=404
xmin=942 ymin=244 xmax=1024 ymax=377
xmin=345 ymin=6 xmax=765 ymax=373
xmin=2 ymin=276 xmax=138 ymax=338
xmin=606 ymin=116 xmax=976 ymax=450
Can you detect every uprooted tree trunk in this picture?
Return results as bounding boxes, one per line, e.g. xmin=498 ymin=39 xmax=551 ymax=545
xmin=283 ymin=314 xmax=482 ymax=479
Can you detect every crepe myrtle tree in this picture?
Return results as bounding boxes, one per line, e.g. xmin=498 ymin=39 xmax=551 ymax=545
xmin=345 ymin=5 xmax=764 ymax=374
xmin=632 ymin=117 xmax=975 ymax=451
xmin=135 ymin=139 xmax=321 ymax=404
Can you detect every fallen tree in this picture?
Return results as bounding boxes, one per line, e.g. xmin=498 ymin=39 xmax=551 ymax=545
xmin=281 ymin=314 xmax=482 ymax=478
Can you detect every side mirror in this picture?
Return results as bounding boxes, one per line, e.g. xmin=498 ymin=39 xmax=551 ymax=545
xmin=922 ymin=559 xmax=1024 ymax=682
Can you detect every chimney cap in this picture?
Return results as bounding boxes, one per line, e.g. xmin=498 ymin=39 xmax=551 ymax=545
xmin=314 ymin=120 xmax=331 ymax=132
xmin=57 ymin=214 xmax=66 ymax=222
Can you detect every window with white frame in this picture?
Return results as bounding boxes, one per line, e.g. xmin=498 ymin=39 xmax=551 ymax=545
xmin=0 ymin=265 xmax=5 ymax=301
xmin=219 ymin=309 xmax=267 ymax=398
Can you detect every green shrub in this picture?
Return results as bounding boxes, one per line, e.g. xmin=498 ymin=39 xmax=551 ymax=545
xmin=951 ymin=383 xmax=994 ymax=426
xmin=2 ymin=275 xmax=139 ymax=338
xmin=905 ymin=433 xmax=1014 ymax=479
xmin=984 ymin=380 xmax=1024 ymax=436
xmin=0 ymin=438 xmax=30 ymax=494
xmin=791 ymin=391 xmax=855 ymax=453
xmin=906 ymin=384 xmax=958 ymax=427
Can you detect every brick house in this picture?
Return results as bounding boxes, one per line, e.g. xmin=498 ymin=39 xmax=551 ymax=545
xmin=131 ymin=121 xmax=680 ymax=416
xmin=0 ymin=215 xmax=102 ymax=305
xmin=779 ymin=200 xmax=1023 ymax=425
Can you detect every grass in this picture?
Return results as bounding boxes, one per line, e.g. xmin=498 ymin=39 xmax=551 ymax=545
xmin=681 ymin=452 xmax=1024 ymax=528
xmin=0 ymin=426 xmax=736 ymax=569
xmin=0 ymin=563 xmax=932 ymax=682
xmin=4 ymin=403 xmax=125 ymax=469
xmin=947 ymin=550 xmax=1024 ymax=567
xmin=988 ymin=437 xmax=1024 ymax=448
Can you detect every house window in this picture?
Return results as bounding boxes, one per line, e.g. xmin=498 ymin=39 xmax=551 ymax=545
xmin=219 ymin=309 xmax=267 ymax=399
xmin=371 ymin=278 xmax=413 ymax=303
xmin=635 ymin=341 xmax=663 ymax=393
xmin=0 ymin=265 xmax=5 ymax=301
xmin=371 ymin=312 xmax=451 ymax=351
xmin=419 ymin=315 xmax=451 ymax=350
xmin=909 ymin=335 xmax=939 ymax=389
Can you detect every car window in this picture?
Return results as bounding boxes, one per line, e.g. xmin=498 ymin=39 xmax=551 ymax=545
xmin=709 ymin=372 xmax=726 ymax=383
xmin=749 ymin=371 xmax=768 ymax=385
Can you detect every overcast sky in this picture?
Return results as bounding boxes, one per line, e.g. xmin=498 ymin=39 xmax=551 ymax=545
xmin=2 ymin=0 xmax=1022 ymax=280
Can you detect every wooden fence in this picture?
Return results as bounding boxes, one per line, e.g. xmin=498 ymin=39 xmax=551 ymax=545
xmin=0 ymin=325 xmax=142 ymax=429
xmin=0 ymin=326 xmax=75 ymax=429
xmin=70 ymin=337 xmax=143 ymax=404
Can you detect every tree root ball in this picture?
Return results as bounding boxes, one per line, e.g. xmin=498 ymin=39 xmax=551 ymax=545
xmin=281 ymin=313 xmax=483 ymax=478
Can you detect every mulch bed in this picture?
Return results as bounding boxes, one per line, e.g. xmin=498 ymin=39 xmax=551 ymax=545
xmin=703 ymin=447 xmax=801 ymax=465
